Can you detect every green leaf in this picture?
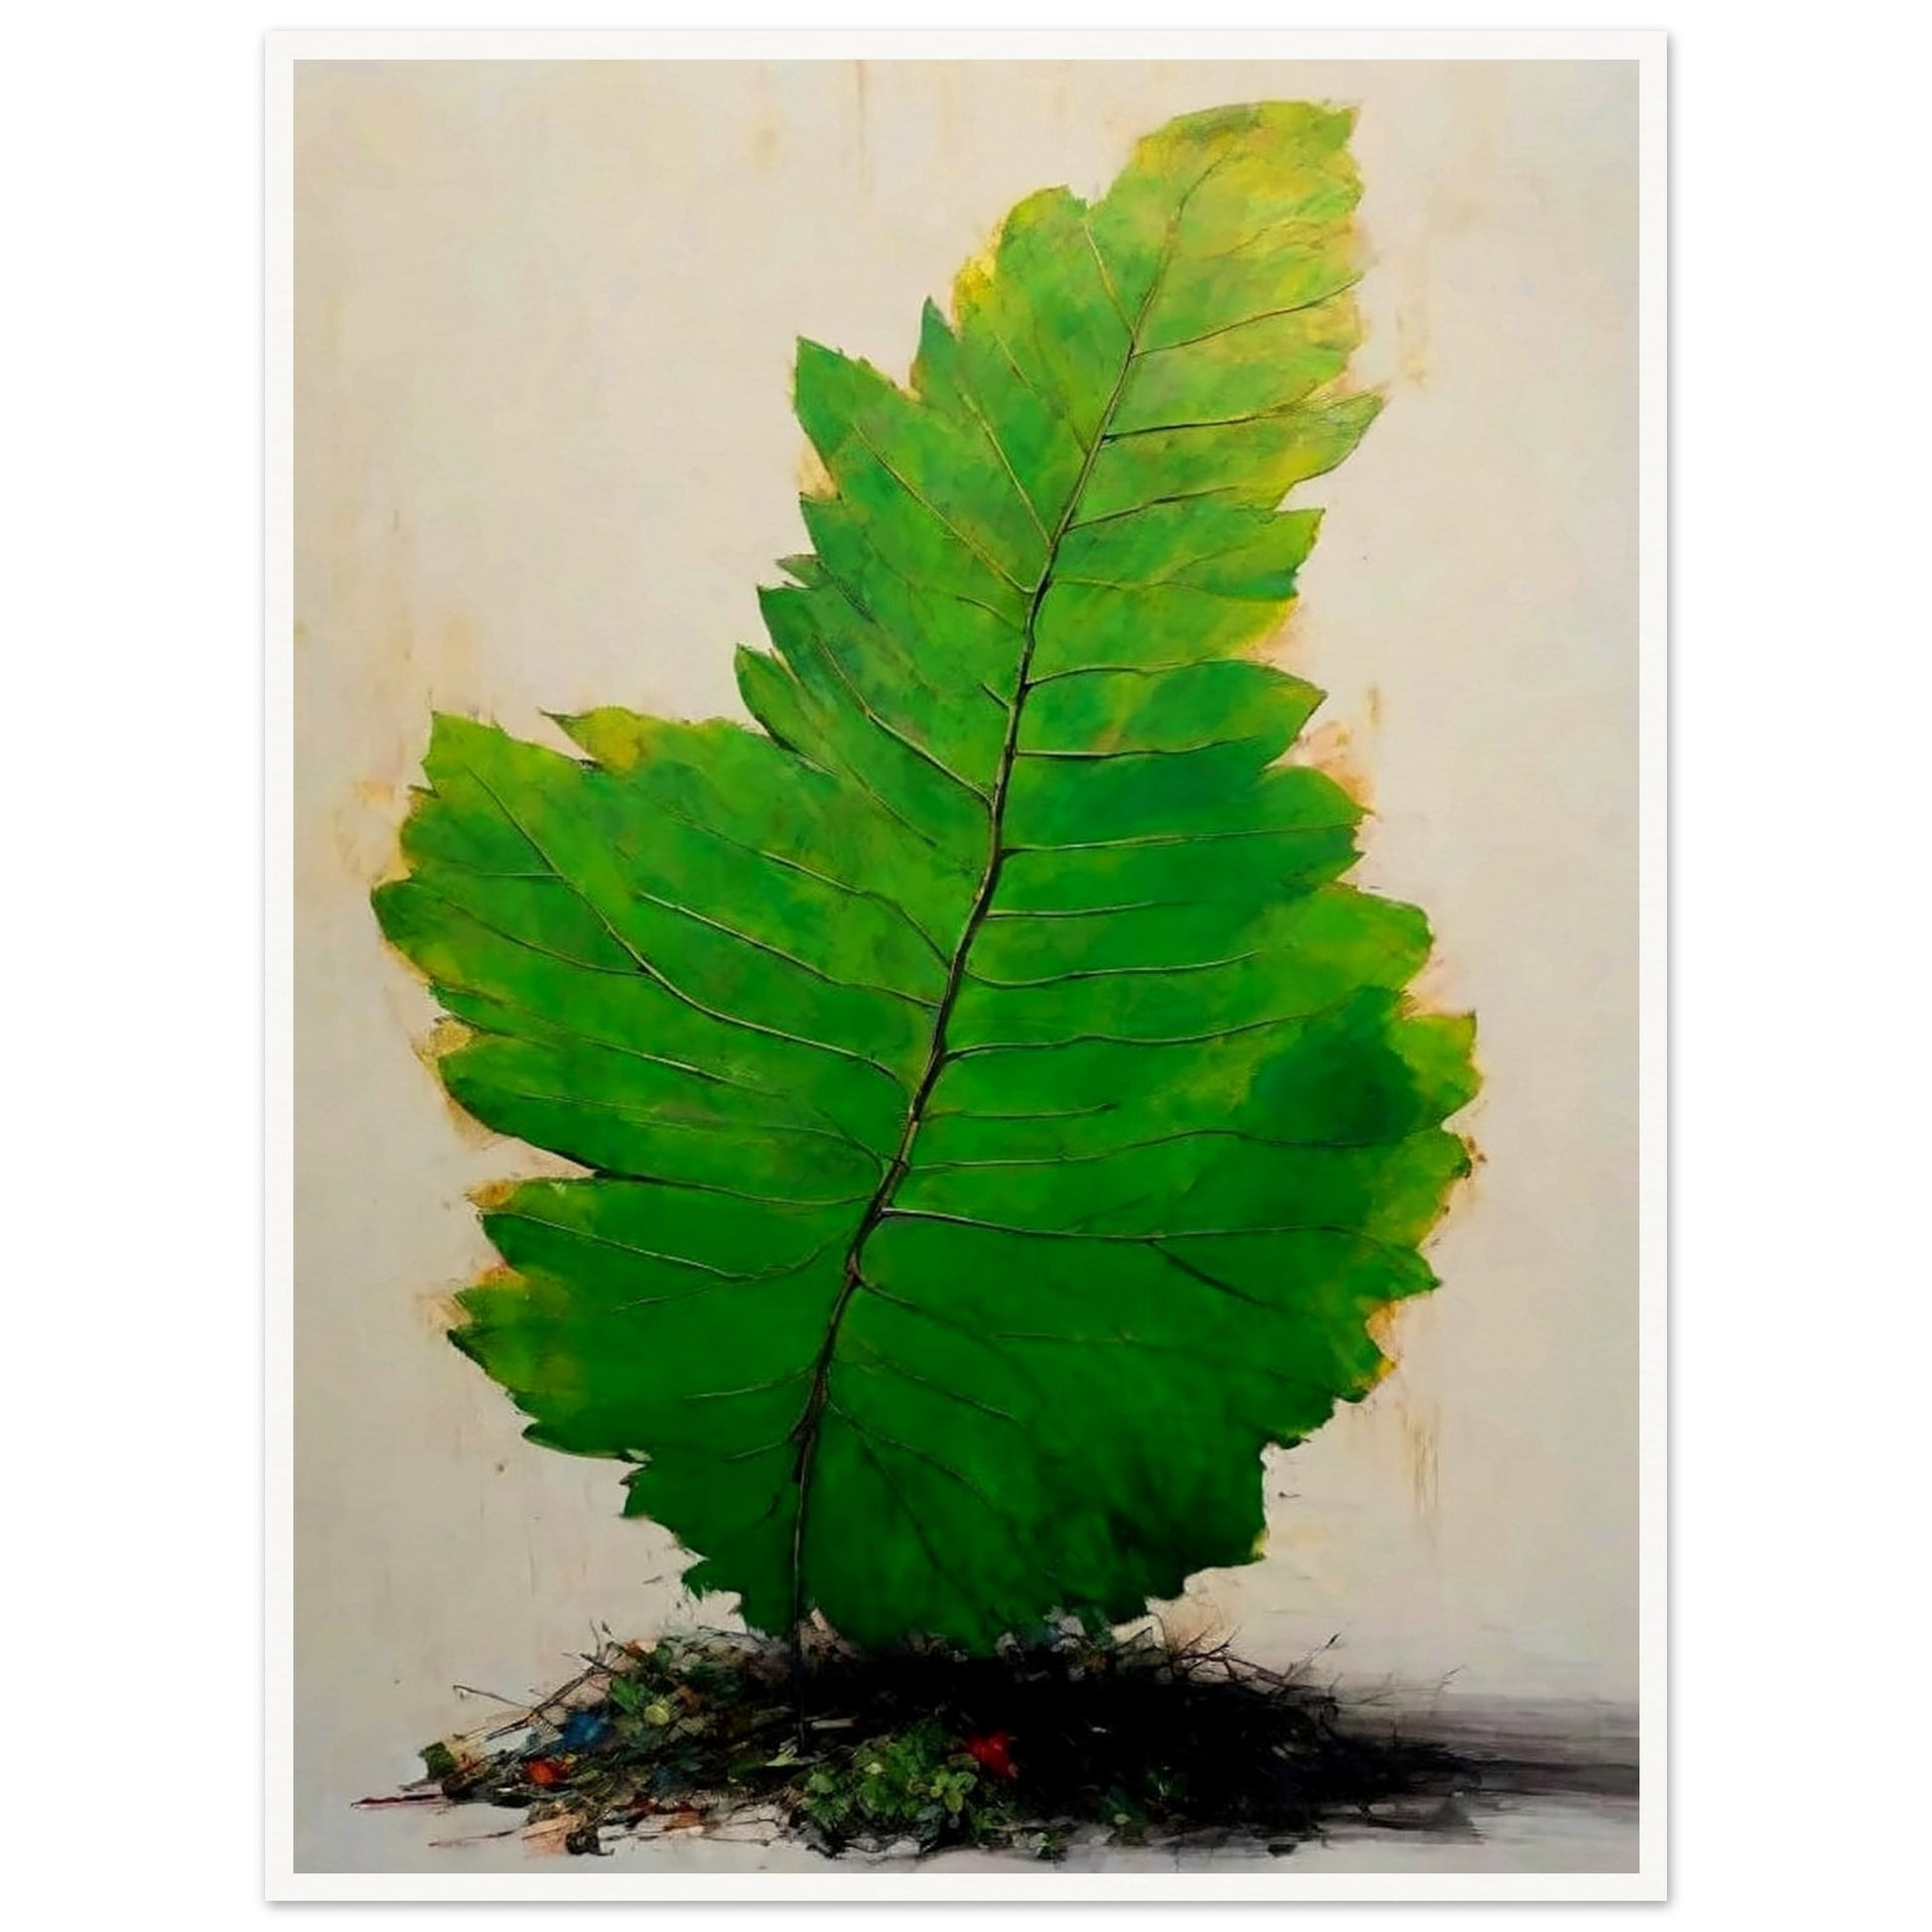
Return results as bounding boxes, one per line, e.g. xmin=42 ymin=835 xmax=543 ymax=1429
xmin=375 ymin=100 xmax=1478 ymax=1653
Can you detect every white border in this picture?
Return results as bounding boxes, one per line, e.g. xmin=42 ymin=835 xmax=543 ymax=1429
xmin=265 ymin=28 xmax=1667 ymax=1903
xmin=264 ymin=34 xmax=299 ymax=1905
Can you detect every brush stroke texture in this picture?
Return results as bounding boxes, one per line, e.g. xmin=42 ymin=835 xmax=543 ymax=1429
xmin=375 ymin=101 xmax=1478 ymax=1651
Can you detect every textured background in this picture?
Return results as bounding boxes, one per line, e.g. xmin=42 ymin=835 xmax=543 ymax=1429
xmin=293 ymin=57 xmax=1638 ymax=1870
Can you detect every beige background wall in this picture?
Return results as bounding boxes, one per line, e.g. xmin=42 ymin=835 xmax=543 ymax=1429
xmin=294 ymin=59 xmax=1637 ymax=1868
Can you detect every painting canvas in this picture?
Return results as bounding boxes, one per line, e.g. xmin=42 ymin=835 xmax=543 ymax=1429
xmin=276 ymin=38 xmax=1661 ymax=1900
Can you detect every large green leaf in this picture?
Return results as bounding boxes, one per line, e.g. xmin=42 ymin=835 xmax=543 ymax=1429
xmin=375 ymin=101 xmax=1478 ymax=1652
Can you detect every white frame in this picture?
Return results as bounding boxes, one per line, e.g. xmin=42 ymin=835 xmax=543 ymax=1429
xmin=264 ymin=28 xmax=1668 ymax=1901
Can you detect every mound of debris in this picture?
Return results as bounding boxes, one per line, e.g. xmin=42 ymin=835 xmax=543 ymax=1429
xmin=367 ymin=1623 xmax=1473 ymax=1861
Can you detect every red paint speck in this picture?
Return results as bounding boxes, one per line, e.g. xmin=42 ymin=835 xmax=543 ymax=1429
xmin=964 ymin=1730 xmax=1018 ymax=1780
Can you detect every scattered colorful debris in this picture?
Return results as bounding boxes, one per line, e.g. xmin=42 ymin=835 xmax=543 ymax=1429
xmin=364 ymin=1624 xmax=1473 ymax=1861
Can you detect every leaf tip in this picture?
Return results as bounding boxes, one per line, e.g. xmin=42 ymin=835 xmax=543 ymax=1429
xmin=791 ymin=334 xmax=838 ymax=382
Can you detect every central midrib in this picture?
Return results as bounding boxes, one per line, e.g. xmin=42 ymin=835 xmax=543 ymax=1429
xmin=781 ymin=211 xmax=1190 ymax=1637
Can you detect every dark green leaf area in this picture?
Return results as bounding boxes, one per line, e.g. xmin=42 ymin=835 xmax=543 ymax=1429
xmin=456 ymin=1181 xmax=847 ymax=1636
xmin=379 ymin=101 xmax=1479 ymax=1654
xmin=923 ymin=986 xmax=1473 ymax=1172
xmin=812 ymin=1217 xmax=1435 ymax=1645
xmin=952 ymin=886 xmax=1427 ymax=1048
xmin=902 ymin=993 xmax=1473 ymax=1242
